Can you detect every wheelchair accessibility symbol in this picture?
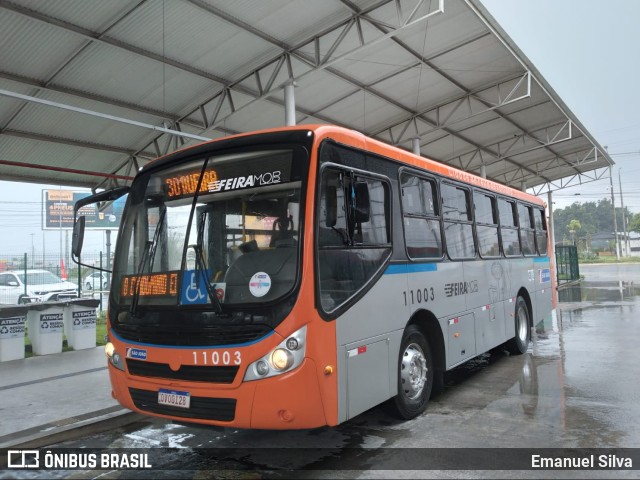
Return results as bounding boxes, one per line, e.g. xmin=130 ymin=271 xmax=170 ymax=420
xmin=181 ymin=270 xmax=211 ymax=305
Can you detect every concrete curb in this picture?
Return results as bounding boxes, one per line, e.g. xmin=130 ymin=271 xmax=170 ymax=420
xmin=0 ymin=407 xmax=144 ymax=449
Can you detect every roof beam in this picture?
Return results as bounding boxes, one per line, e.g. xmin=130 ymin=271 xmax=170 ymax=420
xmin=0 ymin=71 xmax=180 ymax=124
xmin=0 ymin=0 xmax=232 ymax=86
xmin=0 ymin=128 xmax=155 ymax=158
xmin=531 ymin=166 xmax=611 ymax=195
xmin=337 ymin=0 xmax=582 ymax=180
xmin=184 ymin=0 xmax=547 ymax=184
xmin=372 ymin=72 xmax=532 ymax=142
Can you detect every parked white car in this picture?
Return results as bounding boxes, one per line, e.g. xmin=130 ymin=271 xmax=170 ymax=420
xmin=83 ymin=271 xmax=110 ymax=290
xmin=0 ymin=269 xmax=78 ymax=304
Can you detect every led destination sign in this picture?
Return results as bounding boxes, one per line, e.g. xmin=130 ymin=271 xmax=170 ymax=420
xmin=162 ymin=152 xmax=293 ymax=200
xmin=165 ymin=170 xmax=218 ymax=198
xmin=121 ymin=272 xmax=179 ymax=298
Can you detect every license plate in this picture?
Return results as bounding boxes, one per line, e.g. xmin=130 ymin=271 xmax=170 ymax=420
xmin=158 ymin=389 xmax=190 ymax=409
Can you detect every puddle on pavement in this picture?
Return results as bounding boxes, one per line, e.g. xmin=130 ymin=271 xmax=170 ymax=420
xmin=559 ymin=280 xmax=640 ymax=304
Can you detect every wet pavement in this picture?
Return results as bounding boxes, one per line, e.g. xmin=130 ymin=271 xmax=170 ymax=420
xmin=2 ymin=264 xmax=639 ymax=478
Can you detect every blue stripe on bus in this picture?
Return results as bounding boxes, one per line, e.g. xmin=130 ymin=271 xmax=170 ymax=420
xmin=385 ymin=263 xmax=438 ymax=275
xmin=533 ymin=257 xmax=550 ymax=263
xmin=110 ymin=329 xmax=275 ymax=349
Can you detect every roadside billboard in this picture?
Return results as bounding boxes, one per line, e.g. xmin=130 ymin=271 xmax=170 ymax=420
xmin=42 ymin=190 xmax=125 ymax=230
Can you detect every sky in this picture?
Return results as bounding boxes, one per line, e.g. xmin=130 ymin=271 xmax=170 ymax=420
xmin=1 ymin=0 xmax=639 ymax=257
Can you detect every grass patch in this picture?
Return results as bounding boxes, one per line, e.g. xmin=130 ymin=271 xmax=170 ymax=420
xmin=579 ymin=256 xmax=640 ymax=264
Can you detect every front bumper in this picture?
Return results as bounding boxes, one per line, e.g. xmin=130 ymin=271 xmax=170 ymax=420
xmin=108 ymin=356 xmax=328 ymax=429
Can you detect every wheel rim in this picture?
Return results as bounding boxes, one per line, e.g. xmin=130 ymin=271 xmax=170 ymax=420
xmin=517 ymin=305 xmax=529 ymax=343
xmin=400 ymin=343 xmax=428 ymax=400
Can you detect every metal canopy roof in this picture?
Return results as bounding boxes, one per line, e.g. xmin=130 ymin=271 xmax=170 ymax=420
xmin=0 ymin=0 xmax=613 ymax=195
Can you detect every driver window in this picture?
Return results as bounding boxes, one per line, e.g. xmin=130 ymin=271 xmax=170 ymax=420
xmin=317 ymin=165 xmax=391 ymax=313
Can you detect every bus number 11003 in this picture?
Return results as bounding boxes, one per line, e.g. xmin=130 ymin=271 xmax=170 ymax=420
xmin=403 ymin=287 xmax=435 ymax=306
xmin=192 ymin=351 xmax=241 ymax=365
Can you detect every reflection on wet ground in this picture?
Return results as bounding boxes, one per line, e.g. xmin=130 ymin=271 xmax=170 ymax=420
xmin=11 ymin=270 xmax=639 ymax=477
xmin=559 ymin=281 xmax=639 ymax=304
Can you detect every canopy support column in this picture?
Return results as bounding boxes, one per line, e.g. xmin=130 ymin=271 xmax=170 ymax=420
xmin=284 ymin=81 xmax=297 ymax=126
xmin=412 ymin=138 xmax=421 ymax=156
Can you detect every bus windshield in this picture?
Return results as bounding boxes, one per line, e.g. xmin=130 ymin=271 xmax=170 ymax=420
xmin=113 ymin=147 xmax=306 ymax=309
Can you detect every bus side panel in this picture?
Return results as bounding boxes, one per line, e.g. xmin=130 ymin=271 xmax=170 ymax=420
xmin=501 ymin=259 xmax=527 ymax=340
xmin=445 ymin=312 xmax=476 ymax=368
xmin=343 ymin=334 xmax=394 ymax=419
xmin=335 ymin=261 xmax=461 ymax=422
xmin=335 ymin=270 xmax=408 ymax=423
xmin=463 ymin=259 xmax=508 ymax=354
xmin=533 ymin=257 xmax=553 ymax=332
xmin=404 ymin=261 xmax=474 ymax=372
xmin=406 ymin=262 xmax=468 ymax=320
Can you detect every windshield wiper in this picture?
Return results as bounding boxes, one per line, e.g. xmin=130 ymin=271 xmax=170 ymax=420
xmin=191 ymin=210 xmax=223 ymax=314
xmin=130 ymin=206 xmax=167 ymax=316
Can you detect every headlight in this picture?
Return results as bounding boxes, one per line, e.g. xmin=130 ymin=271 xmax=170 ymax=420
xmin=271 ymin=348 xmax=293 ymax=371
xmin=104 ymin=342 xmax=125 ymax=371
xmin=244 ymin=325 xmax=307 ymax=381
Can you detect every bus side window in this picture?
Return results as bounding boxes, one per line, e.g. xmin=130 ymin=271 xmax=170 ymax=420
xmin=535 ymin=208 xmax=548 ymax=255
xmin=518 ymin=203 xmax=536 ymax=256
xmin=400 ymin=173 xmax=442 ymax=259
xmin=442 ymin=183 xmax=475 ymax=259
xmin=474 ymin=191 xmax=499 ymax=258
xmin=317 ymin=167 xmax=391 ymax=313
xmin=498 ymin=198 xmax=521 ymax=256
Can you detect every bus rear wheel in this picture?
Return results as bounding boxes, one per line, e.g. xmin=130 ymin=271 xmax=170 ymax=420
xmin=506 ymin=296 xmax=530 ymax=355
xmin=393 ymin=325 xmax=433 ymax=419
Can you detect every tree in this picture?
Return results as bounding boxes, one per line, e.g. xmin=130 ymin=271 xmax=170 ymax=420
xmin=568 ymin=219 xmax=582 ymax=245
xmin=551 ymin=198 xmax=633 ymax=244
xmin=629 ymin=213 xmax=640 ymax=233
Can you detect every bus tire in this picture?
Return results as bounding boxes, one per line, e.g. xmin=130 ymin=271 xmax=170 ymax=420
xmin=393 ymin=325 xmax=434 ymax=420
xmin=506 ymin=296 xmax=530 ymax=355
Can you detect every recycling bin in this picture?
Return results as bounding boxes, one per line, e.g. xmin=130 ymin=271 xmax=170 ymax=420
xmin=26 ymin=302 xmax=65 ymax=355
xmin=63 ymin=298 xmax=100 ymax=350
xmin=0 ymin=305 xmax=29 ymax=361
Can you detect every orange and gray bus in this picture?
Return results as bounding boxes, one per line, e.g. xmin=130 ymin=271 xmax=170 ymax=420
xmin=73 ymin=124 xmax=554 ymax=429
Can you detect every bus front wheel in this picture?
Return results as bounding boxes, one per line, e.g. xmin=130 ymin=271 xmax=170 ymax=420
xmin=506 ymin=296 xmax=530 ymax=355
xmin=392 ymin=325 xmax=433 ymax=420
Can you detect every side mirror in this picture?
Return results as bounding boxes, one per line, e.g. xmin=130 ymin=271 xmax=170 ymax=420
xmin=7 ymin=281 xmax=19 ymax=287
xmin=72 ymin=185 xmax=128 ymax=269
xmin=72 ymin=216 xmax=86 ymax=258
xmin=351 ymin=181 xmax=370 ymax=223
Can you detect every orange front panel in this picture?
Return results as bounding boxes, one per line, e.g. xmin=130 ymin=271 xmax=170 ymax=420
xmin=250 ymin=359 xmax=326 ymax=429
xmin=107 ymin=303 xmax=339 ymax=429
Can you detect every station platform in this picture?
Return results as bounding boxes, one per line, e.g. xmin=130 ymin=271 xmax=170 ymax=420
xmin=0 ymin=346 xmax=137 ymax=448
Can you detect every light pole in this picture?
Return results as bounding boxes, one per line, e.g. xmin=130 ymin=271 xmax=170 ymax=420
xmin=30 ymin=233 xmax=35 ymax=267
xmin=608 ymin=165 xmax=619 ymax=259
xmin=619 ymin=168 xmax=628 ymax=256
